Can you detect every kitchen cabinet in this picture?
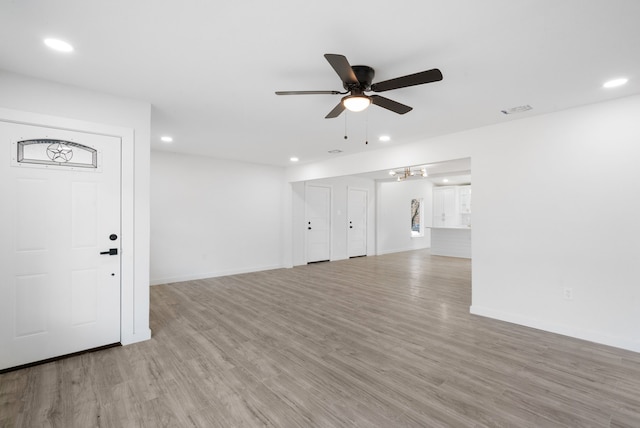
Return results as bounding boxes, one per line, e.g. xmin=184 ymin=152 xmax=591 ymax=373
xmin=432 ymin=186 xmax=457 ymax=227
xmin=432 ymin=185 xmax=471 ymax=227
xmin=458 ymin=185 xmax=471 ymax=227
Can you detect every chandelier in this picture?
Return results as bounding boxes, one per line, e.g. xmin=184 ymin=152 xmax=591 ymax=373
xmin=388 ymin=167 xmax=428 ymax=181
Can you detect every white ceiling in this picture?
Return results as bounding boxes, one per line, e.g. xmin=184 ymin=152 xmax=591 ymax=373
xmin=1 ymin=1 xmax=639 ymax=167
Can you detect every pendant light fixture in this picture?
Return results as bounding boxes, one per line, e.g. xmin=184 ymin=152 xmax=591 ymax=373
xmin=389 ymin=167 xmax=428 ymax=181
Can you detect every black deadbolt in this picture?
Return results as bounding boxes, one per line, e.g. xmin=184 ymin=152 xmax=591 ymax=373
xmin=109 ymin=234 xmax=118 ymax=241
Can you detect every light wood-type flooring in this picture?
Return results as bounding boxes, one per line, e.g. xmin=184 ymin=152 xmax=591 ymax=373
xmin=2 ymin=249 xmax=640 ymax=427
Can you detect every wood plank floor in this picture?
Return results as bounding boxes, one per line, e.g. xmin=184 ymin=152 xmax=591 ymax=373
xmin=2 ymin=249 xmax=640 ymax=427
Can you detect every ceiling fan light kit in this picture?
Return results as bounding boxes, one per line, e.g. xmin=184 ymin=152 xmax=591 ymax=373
xmin=342 ymin=95 xmax=371 ymax=112
xmin=276 ymin=54 xmax=442 ymax=118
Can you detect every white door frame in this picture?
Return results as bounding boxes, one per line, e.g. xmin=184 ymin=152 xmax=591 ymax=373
xmin=0 ymin=107 xmax=150 ymax=345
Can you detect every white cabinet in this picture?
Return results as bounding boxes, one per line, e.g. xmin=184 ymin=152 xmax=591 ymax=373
xmin=433 ymin=185 xmax=471 ymax=227
xmin=458 ymin=185 xmax=472 ymax=227
xmin=433 ymin=186 xmax=457 ymax=227
xmin=458 ymin=185 xmax=471 ymax=213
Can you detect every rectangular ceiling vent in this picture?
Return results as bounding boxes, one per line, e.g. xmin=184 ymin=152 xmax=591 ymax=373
xmin=501 ymin=105 xmax=533 ymax=115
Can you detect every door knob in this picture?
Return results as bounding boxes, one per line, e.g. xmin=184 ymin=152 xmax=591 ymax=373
xmin=100 ymin=248 xmax=118 ymax=256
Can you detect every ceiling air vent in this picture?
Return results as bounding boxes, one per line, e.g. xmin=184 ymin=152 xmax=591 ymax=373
xmin=501 ymin=105 xmax=532 ymax=115
xmin=328 ymin=149 xmax=342 ymax=154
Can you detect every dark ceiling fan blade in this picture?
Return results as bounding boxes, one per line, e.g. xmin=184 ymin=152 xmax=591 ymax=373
xmin=370 ymin=95 xmax=413 ymax=114
xmin=324 ymin=54 xmax=358 ymax=85
xmin=275 ymin=90 xmax=342 ymax=95
xmin=371 ymin=68 xmax=443 ymax=92
xmin=325 ymin=102 xmax=346 ymax=119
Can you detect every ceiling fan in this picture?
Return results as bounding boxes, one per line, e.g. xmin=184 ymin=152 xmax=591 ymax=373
xmin=275 ymin=54 xmax=443 ymax=119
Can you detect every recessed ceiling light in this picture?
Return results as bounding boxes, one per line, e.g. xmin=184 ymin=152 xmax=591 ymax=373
xmin=379 ymin=135 xmax=391 ymax=142
xmin=289 ymin=157 xmax=299 ymax=162
xmin=603 ymin=78 xmax=628 ymax=88
xmin=44 ymin=38 xmax=74 ymax=53
xmin=160 ymin=136 xmax=173 ymax=143
xmin=442 ymin=178 xmax=449 ymax=183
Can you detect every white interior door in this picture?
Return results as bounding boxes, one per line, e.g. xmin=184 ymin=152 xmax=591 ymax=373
xmin=347 ymin=188 xmax=367 ymax=258
xmin=306 ymin=185 xmax=331 ymax=263
xmin=0 ymin=121 xmax=121 ymax=371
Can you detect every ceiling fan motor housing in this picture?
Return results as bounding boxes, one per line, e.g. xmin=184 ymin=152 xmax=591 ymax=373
xmin=347 ymin=65 xmax=375 ymax=91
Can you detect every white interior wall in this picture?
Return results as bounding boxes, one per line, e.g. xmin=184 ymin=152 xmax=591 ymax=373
xmin=150 ymin=151 xmax=286 ymax=284
xmin=376 ymin=179 xmax=433 ymax=255
xmin=471 ymin=96 xmax=640 ymax=351
xmin=286 ymin=94 xmax=640 ymax=352
xmin=0 ymin=70 xmax=151 ymax=345
xmin=291 ymin=175 xmax=376 ymax=265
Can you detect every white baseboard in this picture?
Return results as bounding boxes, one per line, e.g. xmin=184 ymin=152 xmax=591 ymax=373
xmin=470 ymin=305 xmax=640 ymax=353
xmin=376 ymin=246 xmax=430 ymax=255
xmin=150 ymin=264 xmax=285 ymax=286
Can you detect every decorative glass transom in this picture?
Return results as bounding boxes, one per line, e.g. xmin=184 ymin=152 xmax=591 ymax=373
xmin=17 ymin=139 xmax=98 ymax=168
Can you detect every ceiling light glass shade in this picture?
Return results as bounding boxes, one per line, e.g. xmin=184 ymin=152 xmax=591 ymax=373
xmin=343 ymin=95 xmax=371 ymax=112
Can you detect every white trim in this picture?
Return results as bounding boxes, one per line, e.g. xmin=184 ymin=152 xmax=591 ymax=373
xmin=0 ymin=107 xmax=150 ymax=345
xmin=470 ymin=305 xmax=640 ymax=353
xmin=377 ymin=247 xmax=430 ymax=256
xmin=150 ymin=264 xmax=285 ymax=286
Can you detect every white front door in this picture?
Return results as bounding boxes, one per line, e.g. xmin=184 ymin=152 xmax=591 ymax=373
xmin=347 ymin=188 xmax=367 ymax=258
xmin=306 ymin=185 xmax=331 ymax=263
xmin=0 ymin=121 xmax=121 ymax=371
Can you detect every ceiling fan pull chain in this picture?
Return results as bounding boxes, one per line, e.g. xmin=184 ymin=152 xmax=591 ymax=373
xmin=365 ymin=109 xmax=369 ymax=145
xmin=344 ymin=112 xmax=348 ymax=140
